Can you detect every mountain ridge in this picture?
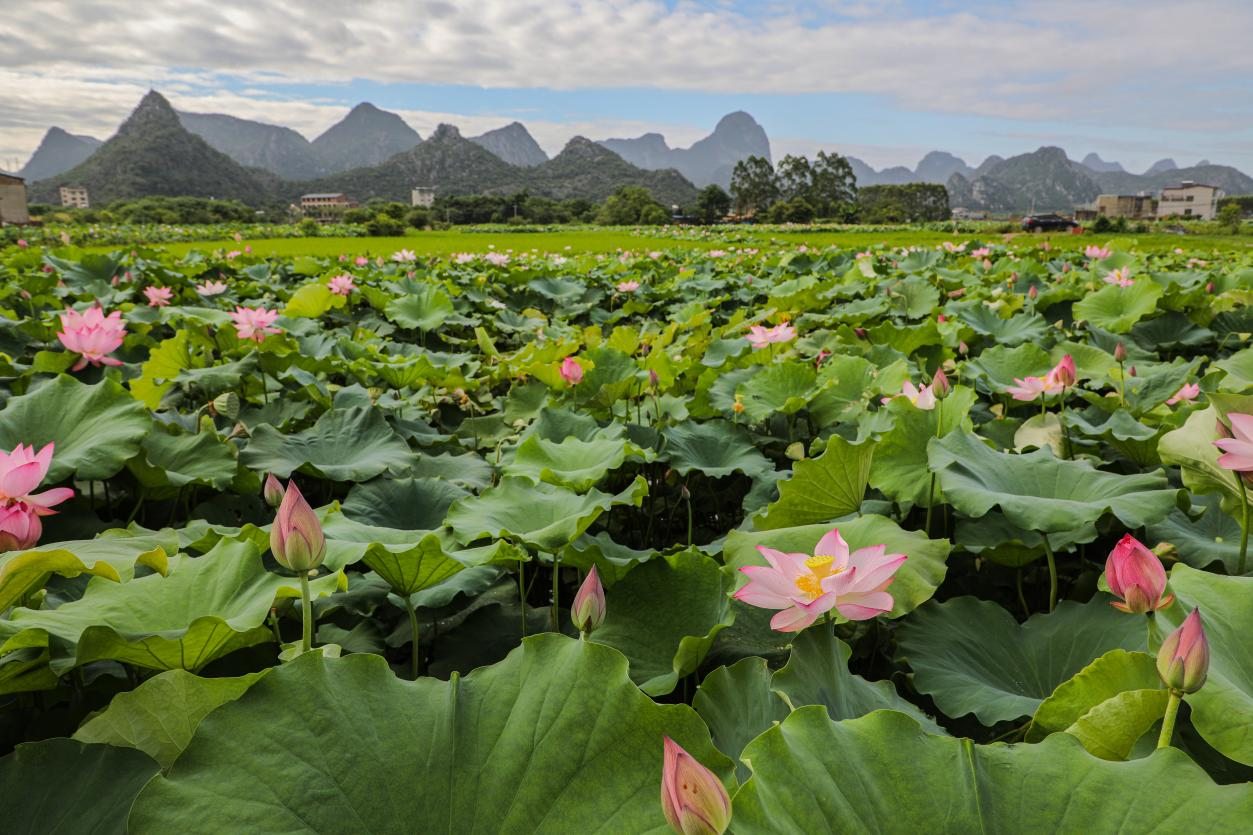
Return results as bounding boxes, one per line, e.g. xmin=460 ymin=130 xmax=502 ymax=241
xmin=18 ymin=128 xmax=102 ymax=182
xmin=598 ymin=111 xmax=771 ymax=188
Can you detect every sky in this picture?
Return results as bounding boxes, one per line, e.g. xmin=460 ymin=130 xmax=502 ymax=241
xmin=2 ymin=0 xmax=1252 ymax=175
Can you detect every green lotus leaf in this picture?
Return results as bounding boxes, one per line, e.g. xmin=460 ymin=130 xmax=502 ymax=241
xmin=754 ymin=436 xmax=874 ymax=529
xmin=284 ymin=281 xmax=345 ymax=318
xmin=1066 ymin=687 xmax=1169 ymax=761
xmin=1215 ymin=346 xmax=1253 ymax=391
xmin=128 ymin=636 xmax=732 ymax=832
xmin=964 ymin=342 xmax=1053 ymax=389
xmin=561 ymin=532 xmax=655 ymax=586
xmin=342 ymin=477 xmax=469 ymax=530
xmin=738 ymin=362 xmax=819 ymax=421
xmin=0 ymin=738 xmax=159 ymax=834
xmin=896 ymin=597 xmax=1146 ymax=725
xmin=74 ymin=669 xmax=265 ymax=769
xmin=1028 ymin=648 xmax=1161 ymax=742
xmin=724 ymin=515 xmax=950 ymax=619
xmin=241 ymin=405 xmax=417 ymax=481
xmin=130 ymin=330 xmax=191 ymax=409
xmin=958 ymin=305 xmax=1050 ymax=345
xmin=870 ymin=385 xmax=977 ymax=508
xmin=730 ymin=709 xmax=1252 ymax=833
xmin=692 ymin=658 xmax=789 ymax=780
xmin=930 ymin=430 xmax=1180 ymax=533
xmin=954 ymin=511 xmax=1094 ymax=568
xmin=590 ymin=549 xmax=734 ymax=696
xmin=1158 ymin=406 xmax=1249 ymax=512
xmin=385 ymin=285 xmax=454 ymax=331
xmin=1072 ymin=281 xmax=1164 ymax=333
xmin=446 ymin=476 xmax=647 ymax=552
xmin=1147 ymin=494 xmax=1243 ymax=573
xmin=661 ymin=419 xmax=772 ymax=479
xmin=361 ymin=533 xmax=469 ymax=597
xmin=0 ymin=375 xmax=151 ymax=481
xmin=132 ymin=428 xmax=238 ymax=489
xmin=0 ymin=530 xmax=173 ymax=613
xmin=504 ymin=433 xmax=634 ymax=491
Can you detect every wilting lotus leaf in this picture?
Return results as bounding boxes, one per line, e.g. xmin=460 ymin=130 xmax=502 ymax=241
xmin=241 ymin=405 xmax=417 ymax=481
xmin=755 ymin=435 xmax=874 ymax=529
xmin=0 ymin=530 xmax=172 ymax=613
xmin=896 ymin=597 xmax=1146 ymax=725
xmin=662 ymin=420 xmax=772 ymax=479
xmin=0 ymin=375 xmax=151 ymax=481
xmin=128 ymin=636 xmax=732 ymax=832
xmin=1072 ymin=281 xmax=1164 ymax=333
xmin=730 ymin=710 xmax=1252 ymax=833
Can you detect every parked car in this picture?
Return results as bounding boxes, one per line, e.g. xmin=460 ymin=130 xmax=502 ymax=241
xmin=1021 ymin=213 xmax=1080 ymax=232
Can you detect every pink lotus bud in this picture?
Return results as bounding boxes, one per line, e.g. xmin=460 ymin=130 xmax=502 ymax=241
xmin=853 ymin=327 xmax=867 ymax=339
xmin=661 ymin=737 xmax=731 ymax=835
xmin=1157 ymin=609 xmax=1209 ymax=694
xmin=16 ymin=239 xmax=27 ymax=249
xmin=560 ymin=356 xmax=584 ymax=385
xmin=1105 ymin=534 xmax=1173 ymax=613
xmin=1206 ymin=282 xmax=1215 ymax=293
xmin=1114 ymin=342 xmax=1127 ymax=362
xmin=262 ymin=473 xmax=285 ymax=508
xmin=571 ymin=566 xmax=606 ymax=634
xmin=931 ymin=369 xmax=951 ymax=399
xmin=1051 ymin=355 xmax=1076 ymax=388
xmin=1028 ymin=285 xmax=1038 ymax=300
xmin=1128 ymin=365 xmax=1137 ymax=377
xmin=649 ymin=368 xmax=660 ymax=388
xmin=936 ymin=314 xmax=947 ymax=324
xmin=269 ymin=481 xmax=326 ymax=572
xmin=958 ymin=341 xmax=969 ymax=355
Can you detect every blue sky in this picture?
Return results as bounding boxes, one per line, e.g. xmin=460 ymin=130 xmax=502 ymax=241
xmin=3 ymin=0 xmax=1251 ymax=174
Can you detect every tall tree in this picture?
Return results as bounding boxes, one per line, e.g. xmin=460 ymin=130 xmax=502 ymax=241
xmin=729 ymin=156 xmax=779 ymax=215
xmin=810 ymin=151 xmax=858 ymax=219
xmin=776 ymin=155 xmax=815 ymax=202
xmin=694 ymin=184 xmax=732 ymax=223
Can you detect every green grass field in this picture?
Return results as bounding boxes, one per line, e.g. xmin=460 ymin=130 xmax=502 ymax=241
xmin=92 ymin=226 xmax=1253 ymax=258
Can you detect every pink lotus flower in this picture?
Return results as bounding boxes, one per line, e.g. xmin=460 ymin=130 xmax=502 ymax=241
xmin=661 ymin=737 xmax=731 ymax=835
xmin=0 ymin=501 xmax=44 ymax=552
xmin=1049 ymin=354 xmax=1076 ymax=388
xmin=328 ymin=274 xmax=356 ymax=296
xmin=57 ymin=306 xmax=126 ymax=370
xmin=1214 ymin=412 xmax=1253 ymax=472
xmin=16 ymin=239 xmax=27 ymax=249
xmin=270 ymin=480 xmax=326 ymax=572
xmin=0 ymin=443 xmax=74 ymax=552
xmin=571 ymin=566 xmax=606 ymax=634
xmin=1157 ymin=609 xmax=1209 ymax=694
xmin=1104 ymin=266 xmax=1134 ymax=287
xmin=616 ymin=280 xmax=640 ymax=293
xmin=1105 ymin=534 xmax=1173 ymax=614
xmin=1166 ymin=383 xmax=1200 ymax=406
xmin=733 ymin=528 xmax=907 ymax=631
xmin=392 ymin=249 xmax=416 ymax=263
xmin=485 ymin=251 xmax=510 ymax=266
xmin=262 ymin=473 xmax=285 ymax=508
xmin=1007 ymin=355 xmax=1075 ymax=401
xmin=354 ymin=256 xmax=369 ymax=267
xmin=881 ymin=380 xmax=936 ymax=410
xmin=143 ymin=286 xmax=173 ymax=307
xmin=196 ymin=280 xmax=228 ymax=296
xmin=971 ymin=247 xmax=991 ymax=258
xmin=1084 ymin=245 xmax=1111 ymax=260
xmin=225 ymin=250 xmax=242 ymax=260
xmin=746 ymin=322 xmax=797 ymax=350
xmin=560 ymin=356 xmax=584 ymax=385
xmin=228 ymin=306 xmax=281 ymax=343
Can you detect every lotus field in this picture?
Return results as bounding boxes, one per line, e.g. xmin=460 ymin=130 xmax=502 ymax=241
xmin=1 ymin=233 xmax=1252 ymax=831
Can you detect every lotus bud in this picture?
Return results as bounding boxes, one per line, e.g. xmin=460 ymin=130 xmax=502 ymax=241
xmin=270 ymin=480 xmax=326 ymax=572
xmin=958 ymin=340 xmax=969 ymax=355
xmin=1028 ymin=285 xmax=1038 ymax=300
xmin=560 ymin=356 xmax=584 ymax=385
xmin=1206 ymin=281 xmax=1214 ymax=293
xmin=937 ymin=314 xmax=947 ymax=324
xmin=854 ymin=327 xmax=867 ymax=339
xmin=1114 ymin=342 xmax=1127 ymax=362
xmin=680 ymin=484 xmax=691 ymax=501
xmin=661 ymin=737 xmax=731 ymax=835
xmin=262 ymin=473 xmax=285 ymax=508
xmin=1052 ymin=355 xmax=1077 ymax=388
xmin=931 ymin=368 xmax=952 ymax=399
xmin=1105 ymin=534 xmax=1173 ymax=614
xmin=1128 ymin=365 xmax=1137 ymax=377
xmin=1157 ymin=609 xmax=1209 ymax=694
xmin=785 ymin=441 xmax=806 ymax=461
xmin=571 ymin=566 xmax=606 ymax=634
xmin=649 ymin=368 xmax=660 ymax=388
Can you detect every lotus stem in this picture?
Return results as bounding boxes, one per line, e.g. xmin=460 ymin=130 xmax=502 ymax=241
xmin=1157 ymin=690 xmax=1182 ymax=749
xmin=1236 ymin=476 xmax=1249 ymax=576
xmin=550 ymin=552 xmax=560 ymax=632
xmin=518 ymin=561 xmax=527 ymax=638
xmin=1041 ymin=534 xmax=1058 ymax=613
xmin=1117 ymin=360 xmax=1125 ymax=406
xmin=268 ymin=608 xmax=282 ymax=645
xmin=925 ymin=400 xmax=943 ymax=535
xmin=403 ymin=595 xmax=419 ymax=680
xmin=1058 ymin=392 xmax=1071 ymax=459
xmin=299 ymin=572 xmax=313 ymax=654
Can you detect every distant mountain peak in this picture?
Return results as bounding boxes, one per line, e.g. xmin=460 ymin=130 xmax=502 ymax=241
xmin=1145 ymin=158 xmax=1178 ymax=175
xmin=1081 ymin=152 xmax=1125 ymax=173
xmin=597 ymin=111 xmax=770 ymax=188
xmin=470 ymin=122 xmax=548 ymax=167
xmin=430 ymin=123 xmax=463 ymax=141
xmin=311 ymin=103 xmax=422 ymax=173
xmin=18 ymin=127 xmax=102 ymax=181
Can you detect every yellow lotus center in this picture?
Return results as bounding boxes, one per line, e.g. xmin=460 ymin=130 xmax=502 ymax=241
xmin=794 ymin=555 xmax=841 ymax=599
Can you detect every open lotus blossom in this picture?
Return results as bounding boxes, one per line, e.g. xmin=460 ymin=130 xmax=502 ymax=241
xmin=328 ymin=274 xmax=356 ymax=296
xmin=484 ymin=251 xmax=510 ymax=266
xmin=616 ymin=280 xmax=640 ymax=293
xmin=1105 ymin=534 xmax=1174 ymax=613
xmin=734 ymin=528 xmax=907 ymax=631
xmin=571 ymin=566 xmax=606 ymax=634
xmin=0 ymin=443 xmax=74 ymax=552
xmin=1214 ymin=412 xmax=1253 ymax=472
xmin=1166 ymin=383 xmax=1201 ymax=406
xmin=1084 ymin=245 xmax=1111 ymax=260
xmin=661 ymin=737 xmax=731 ymax=835
xmin=746 ymin=322 xmax=797 ymax=350
xmin=16 ymin=239 xmax=27 ymax=249
xmin=195 ymin=280 xmax=228 ymax=296
xmin=881 ymin=380 xmax=936 ymax=410
xmin=391 ymin=249 xmax=416 ymax=263
xmin=560 ymin=356 xmax=584 ymax=385
xmin=354 ymin=256 xmax=369 ymax=267
xmin=228 ymin=306 xmax=281 ymax=343
xmin=1104 ymin=266 xmax=1134 ymax=287
xmin=57 ymin=306 xmax=126 ymax=370
xmin=225 ymin=250 xmax=242 ymax=260
xmin=143 ymin=286 xmax=173 ymax=307
xmin=1007 ymin=355 xmax=1075 ymax=401
xmin=971 ymin=247 xmax=991 ymax=258
xmin=1157 ymin=609 xmax=1209 ymax=694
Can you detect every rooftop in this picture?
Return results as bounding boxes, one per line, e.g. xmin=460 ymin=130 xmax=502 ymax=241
xmin=301 ymin=193 xmax=347 ymax=199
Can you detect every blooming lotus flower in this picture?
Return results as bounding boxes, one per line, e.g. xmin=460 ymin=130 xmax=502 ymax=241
xmin=1007 ymin=355 xmax=1074 ymax=401
xmin=733 ymin=528 xmax=907 ymax=631
xmin=881 ymin=380 xmax=936 ymax=410
xmin=560 ymin=356 xmax=584 ymax=385
xmin=0 ymin=501 xmax=44 ymax=552
xmin=354 ymin=256 xmax=369 ymax=267
xmin=262 ymin=473 xmax=285 ymax=508
xmin=971 ymin=247 xmax=991 ymax=258
xmin=1157 ymin=609 xmax=1209 ymax=694
xmin=571 ymin=566 xmax=606 ymax=634
xmin=617 ymin=280 xmax=640 ymax=293
xmin=485 ymin=251 xmax=510 ymax=266
xmin=746 ymin=322 xmax=797 ymax=350
xmin=1104 ymin=266 xmax=1134 ymax=287
xmin=196 ymin=280 xmax=228 ymax=296
xmin=392 ymin=249 xmax=416 ymax=263
xmin=1214 ymin=412 xmax=1253 ymax=472
xmin=1084 ymin=245 xmax=1111 ymax=260
xmin=1166 ymin=383 xmax=1200 ymax=406
xmin=228 ymin=306 xmax=281 ymax=343
xmin=270 ymin=480 xmax=326 ymax=572
xmin=143 ymin=286 xmax=173 ymax=307
xmin=225 ymin=250 xmax=242 ymax=260
xmin=57 ymin=306 xmax=126 ymax=370
xmin=0 ymin=443 xmax=74 ymax=552
xmin=660 ymin=737 xmax=731 ymax=835
xmin=17 ymin=239 xmax=28 ymax=249
xmin=1105 ymin=534 xmax=1173 ymax=614
xmin=328 ymin=274 xmax=355 ymax=296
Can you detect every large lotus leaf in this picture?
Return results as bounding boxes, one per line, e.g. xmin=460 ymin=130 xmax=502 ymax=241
xmin=284 ymin=281 xmax=344 ymax=318
xmin=896 ymin=597 xmax=1146 ymax=725
xmin=955 ymin=511 xmax=1095 ymax=568
xmin=385 ymin=285 xmax=454 ymax=331
xmin=730 ymin=709 xmax=1252 ymax=833
xmin=958 ymin=305 xmax=1050 ymax=346
xmin=1148 ymin=494 xmax=1243 ymax=573
xmin=446 ymin=476 xmax=646 ymax=552
xmin=74 ymin=669 xmax=264 ymax=769
xmin=1215 ymin=347 xmax=1253 ymax=391
xmin=692 ymin=658 xmax=790 ymax=781
xmin=590 ymin=549 xmax=734 ymax=696
xmin=1158 ymin=407 xmax=1249 ymax=511
xmin=870 ymin=385 xmax=977 ymax=508
xmin=1162 ymin=565 xmax=1253 ymax=764
xmin=412 ymin=452 xmax=493 ymax=489
xmin=2 ymin=538 xmax=342 ymax=674
xmin=133 ymin=429 xmax=237 ymax=489
xmin=0 ymin=530 xmax=172 ymax=613
xmin=930 ymin=430 xmax=1179 ymax=533
xmin=342 ymin=477 xmax=469 ymax=530
xmin=755 ymin=436 xmax=875 ymax=529
xmin=361 ymin=533 xmax=469 ymax=596
xmin=0 ymin=375 xmax=151 ymax=481
xmin=0 ymin=738 xmax=159 ymax=834
xmin=129 ymin=636 xmax=733 ymax=832
xmin=562 ymin=532 xmax=654 ymax=586
xmin=661 ymin=420 xmax=771 ymax=479
xmin=738 ymin=362 xmax=818 ymax=421
xmin=1072 ymin=281 xmax=1164 ymax=333
xmin=964 ymin=343 xmax=1054 ymax=389
xmin=241 ymin=406 xmax=417 ymax=481
xmin=1028 ymin=648 xmax=1161 ymax=742
xmin=724 ymin=515 xmax=950 ymax=619
xmin=504 ymin=433 xmax=632 ymax=491
xmin=130 ymin=330 xmax=191 ymax=409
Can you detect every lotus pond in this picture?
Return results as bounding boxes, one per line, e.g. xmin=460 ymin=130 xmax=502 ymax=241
xmin=0 ymin=235 xmax=1250 ymax=831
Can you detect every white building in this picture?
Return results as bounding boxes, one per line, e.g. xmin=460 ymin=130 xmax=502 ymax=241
xmin=1156 ymin=181 xmax=1222 ymax=220
xmin=60 ymin=185 xmax=89 ymax=209
xmin=411 ymin=187 xmax=435 ymax=208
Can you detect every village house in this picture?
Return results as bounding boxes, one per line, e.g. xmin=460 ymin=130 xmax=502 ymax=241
xmin=0 ymin=172 xmax=31 ymax=225
xmin=1156 ymin=181 xmax=1222 ymax=220
xmin=1075 ymin=193 xmax=1156 ymax=221
xmin=411 ymin=187 xmax=435 ymax=208
xmin=60 ymin=185 xmax=90 ymax=208
xmin=300 ymin=192 xmax=354 ymax=222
